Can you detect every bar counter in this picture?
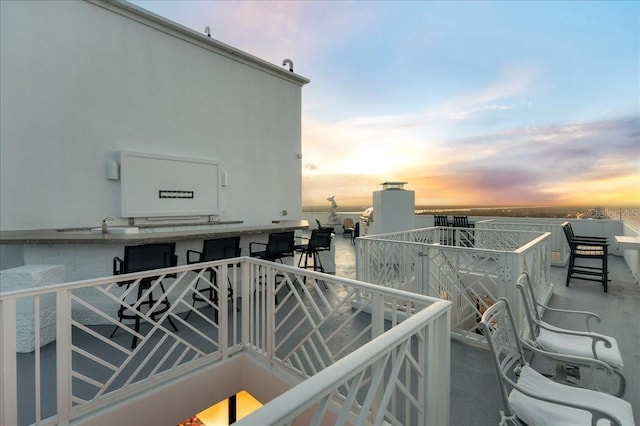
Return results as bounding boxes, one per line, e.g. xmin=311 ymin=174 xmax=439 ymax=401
xmin=0 ymin=220 xmax=309 ymax=245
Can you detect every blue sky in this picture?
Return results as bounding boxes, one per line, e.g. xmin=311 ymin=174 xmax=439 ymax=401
xmin=132 ymin=0 xmax=640 ymax=207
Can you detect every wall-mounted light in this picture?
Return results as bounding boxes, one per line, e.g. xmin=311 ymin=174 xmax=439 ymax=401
xmin=106 ymin=160 xmax=120 ymax=180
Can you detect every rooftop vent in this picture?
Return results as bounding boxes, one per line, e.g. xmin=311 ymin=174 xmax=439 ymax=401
xmin=380 ymin=181 xmax=407 ymax=190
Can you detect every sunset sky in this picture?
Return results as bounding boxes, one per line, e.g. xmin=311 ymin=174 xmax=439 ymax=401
xmin=132 ymin=0 xmax=639 ymax=207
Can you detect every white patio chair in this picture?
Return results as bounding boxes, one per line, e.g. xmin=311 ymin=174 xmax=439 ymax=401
xmin=517 ymin=272 xmax=626 ymax=396
xmin=480 ymin=298 xmax=635 ymax=426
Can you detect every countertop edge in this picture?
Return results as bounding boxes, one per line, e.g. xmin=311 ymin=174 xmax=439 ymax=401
xmin=0 ymin=221 xmax=309 ymax=245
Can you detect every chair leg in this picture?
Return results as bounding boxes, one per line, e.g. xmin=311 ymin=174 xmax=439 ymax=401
xmin=131 ymin=284 xmax=146 ymax=348
xmin=566 ymin=254 xmax=575 ymax=287
xmin=158 ymin=282 xmax=179 ymax=332
xmin=602 ymin=255 xmax=608 ymax=292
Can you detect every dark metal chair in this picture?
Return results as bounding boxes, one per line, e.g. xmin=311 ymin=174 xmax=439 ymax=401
xmin=315 ymin=218 xmax=334 ymax=233
xmin=564 ymin=222 xmax=608 ymax=243
xmin=434 ymin=215 xmax=450 ymax=226
xmin=250 ymin=231 xmax=295 ymax=263
xmin=110 ymin=242 xmax=179 ymax=348
xmin=434 ymin=215 xmax=452 ymax=245
xmin=452 ymin=216 xmax=469 ymax=227
xmin=185 ymin=236 xmax=241 ymax=321
xmin=295 ymin=228 xmax=333 ymax=273
xmin=562 ymin=222 xmax=609 ymax=292
xmin=250 ymin=231 xmax=295 ymax=304
xmin=452 ymin=215 xmax=474 ymax=246
xmin=480 ymin=298 xmax=633 ymax=426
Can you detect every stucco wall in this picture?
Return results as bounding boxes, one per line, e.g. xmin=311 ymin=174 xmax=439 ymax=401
xmin=0 ymin=0 xmax=308 ymax=231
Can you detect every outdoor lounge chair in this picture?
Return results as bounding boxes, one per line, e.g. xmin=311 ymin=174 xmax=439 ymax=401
xmin=516 ymin=272 xmax=626 ymax=396
xmin=480 ymin=298 xmax=635 ymax=426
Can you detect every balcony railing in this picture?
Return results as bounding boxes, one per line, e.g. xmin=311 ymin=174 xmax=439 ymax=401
xmin=356 ymin=226 xmax=552 ymax=343
xmin=1 ymin=257 xmax=450 ymax=426
xmin=474 ymin=218 xmax=570 ymax=266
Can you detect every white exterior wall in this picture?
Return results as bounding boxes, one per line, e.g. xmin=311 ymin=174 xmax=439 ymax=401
xmin=0 ymin=0 xmax=308 ymax=231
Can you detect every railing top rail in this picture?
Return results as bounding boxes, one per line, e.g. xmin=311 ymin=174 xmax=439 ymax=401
xmin=360 ymin=226 xmax=549 ymax=238
xmin=514 ymin=232 xmax=551 ymax=254
xmin=0 ymin=256 xmax=443 ymax=305
xmin=235 ymin=298 xmax=451 ymax=425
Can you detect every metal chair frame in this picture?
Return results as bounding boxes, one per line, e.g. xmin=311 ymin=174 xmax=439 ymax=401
xmin=110 ymin=242 xmax=179 ymax=348
xmin=480 ymin=299 xmax=632 ymax=426
xmin=185 ymin=237 xmax=241 ymax=321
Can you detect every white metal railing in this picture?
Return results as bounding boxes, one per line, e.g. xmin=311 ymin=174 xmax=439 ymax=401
xmin=1 ymin=257 xmax=450 ymax=426
xmin=236 ymin=295 xmax=450 ymax=426
xmin=356 ymin=227 xmax=552 ymax=344
xmin=474 ymin=218 xmax=569 ymax=266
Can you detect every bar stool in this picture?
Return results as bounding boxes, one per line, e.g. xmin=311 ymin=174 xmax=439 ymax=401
xmin=110 ymin=242 xmax=179 ymax=348
xmin=250 ymin=231 xmax=295 ymax=304
xmin=185 ymin=236 xmax=241 ymax=321
xmin=295 ymin=228 xmax=333 ymax=273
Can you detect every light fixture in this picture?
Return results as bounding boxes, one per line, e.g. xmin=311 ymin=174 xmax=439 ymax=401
xmin=106 ymin=160 xmax=119 ymax=180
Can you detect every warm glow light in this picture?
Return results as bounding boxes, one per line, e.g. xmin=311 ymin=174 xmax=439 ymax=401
xmin=192 ymin=390 xmax=263 ymax=426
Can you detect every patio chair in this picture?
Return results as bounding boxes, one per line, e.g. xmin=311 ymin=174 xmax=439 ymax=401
xmin=516 ymin=272 xmax=626 ymax=396
xmin=342 ymin=217 xmax=355 ymax=238
xmin=562 ymin=223 xmax=609 ymax=292
xmin=480 ymin=298 xmax=634 ymax=426
xmin=110 ymin=242 xmax=179 ymax=348
xmin=250 ymin=231 xmax=295 ymax=303
xmin=434 ymin=215 xmax=452 ymax=245
xmin=564 ymin=222 xmax=608 ymax=243
xmin=250 ymin=231 xmax=295 ymax=263
xmin=185 ymin=236 xmax=241 ymax=321
xmin=452 ymin=215 xmax=474 ymax=246
xmin=452 ymin=216 xmax=469 ymax=227
xmin=295 ymin=228 xmax=333 ymax=273
xmin=315 ymin=219 xmax=334 ymax=232
xmin=434 ymin=215 xmax=449 ymax=226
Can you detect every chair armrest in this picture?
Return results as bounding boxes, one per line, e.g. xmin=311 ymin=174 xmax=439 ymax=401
xmin=572 ymin=236 xmax=609 ymax=244
xmin=535 ymin=302 xmax=601 ymax=332
xmin=186 ymin=249 xmax=201 ymax=264
xmin=249 ymin=241 xmax=267 ymax=255
xmin=113 ymin=256 xmax=123 ymax=275
xmin=520 ymin=338 xmax=615 ymax=377
xmin=534 ymin=320 xmax=615 ymax=360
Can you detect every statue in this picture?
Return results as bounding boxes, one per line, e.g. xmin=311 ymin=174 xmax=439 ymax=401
xmin=327 ymin=196 xmax=338 ymax=223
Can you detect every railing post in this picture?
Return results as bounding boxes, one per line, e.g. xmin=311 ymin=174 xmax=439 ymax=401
xmin=0 ymin=298 xmax=18 ymax=426
xmin=220 ymin=262 xmax=229 ymax=359
xmin=266 ymin=265 xmax=275 ymax=364
xmin=371 ymin=293 xmax=385 ymax=339
xmin=424 ymin=310 xmax=451 ymax=425
xmin=56 ymin=289 xmax=72 ymax=425
xmin=241 ymin=260 xmax=250 ymax=347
